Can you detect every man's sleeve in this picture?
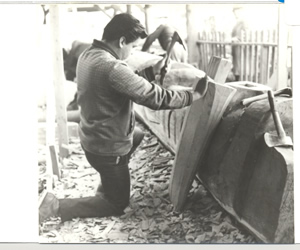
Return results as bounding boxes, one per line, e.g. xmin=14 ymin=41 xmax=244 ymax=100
xmin=108 ymin=61 xmax=193 ymax=110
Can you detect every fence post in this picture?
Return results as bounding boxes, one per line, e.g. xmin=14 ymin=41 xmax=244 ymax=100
xmin=240 ymin=30 xmax=244 ymax=81
xmin=203 ymin=31 xmax=208 ymax=71
xmin=254 ymin=31 xmax=259 ymax=82
xmin=249 ymin=31 xmax=254 ymax=82
xmin=260 ymin=30 xmax=269 ymax=84
xmin=198 ymin=32 xmax=204 ymax=70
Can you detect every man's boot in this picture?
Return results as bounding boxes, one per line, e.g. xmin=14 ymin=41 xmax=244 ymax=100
xmin=39 ymin=192 xmax=59 ymax=224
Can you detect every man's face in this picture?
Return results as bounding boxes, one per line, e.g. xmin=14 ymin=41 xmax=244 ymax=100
xmin=120 ymin=38 xmax=141 ymax=60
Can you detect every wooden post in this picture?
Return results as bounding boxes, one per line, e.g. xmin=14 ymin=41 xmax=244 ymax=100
xmin=277 ymin=4 xmax=288 ymax=90
xmin=126 ymin=5 xmax=132 ymax=14
xmin=46 ymin=52 xmax=55 ymax=191
xmin=254 ymin=31 xmax=259 ymax=82
xmin=49 ymin=5 xmax=69 ymax=158
xmin=240 ymin=30 xmax=244 ymax=81
xmin=260 ymin=30 xmax=269 ymax=84
xmin=203 ymin=32 xmax=208 ymax=71
xmin=144 ymin=5 xmax=150 ymax=34
xmin=250 ymin=31 xmax=254 ymax=82
xmin=186 ymin=4 xmax=199 ymax=65
xmin=49 ymin=145 xmax=61 ymax=180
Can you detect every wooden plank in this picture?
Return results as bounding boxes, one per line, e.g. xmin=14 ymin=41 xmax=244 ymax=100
xmin=206 ymin=56 xmax=220 ymax=79
xmin=209 ymin=32 xmax=213 ymax=62
xmin=254 ymin=31 xmax=259 ymax=82
xmin=212 ymin=31 xmax=216 ymax=56
xmin=203 ymin=32 xmax=208 ymax=71
xmin=49 ymin=145 xmax=61 ymax=179
xmin=250 ymin=31 xmax=255 ymax=82
xmin=46 ymin=67 xmax=55 ymax=192
xmin=46 ymin=27 xmax=56 ymax=191
xmin=206 ymin=56 xmax=232 ymax=84
xmin=270 ymin=30 xmax=276 ymax=76
xmin=266 ymin=30 xmax=271 ymax=81
xmin=260 ymin=30 xmax=269 ymax=84
xmin=49 ymin=5 xmax=69 ymax=158
xmin=169 ymin=80 xmax=236 ymax=211
xmin=245 ymin=31 xmax=249 ymax=81
xmin=240 ymin=30 xmax=244 ymax=81
xmin=220 ymin=32 xmax=225 ymax=58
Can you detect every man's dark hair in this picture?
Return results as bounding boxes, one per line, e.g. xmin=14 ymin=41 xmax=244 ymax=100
xmin=102 ymin=13 xmax=147 ymax=43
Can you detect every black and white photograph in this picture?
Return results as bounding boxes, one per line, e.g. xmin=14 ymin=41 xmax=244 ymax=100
xmin=32 ymin=1 xmax=296 ymax=244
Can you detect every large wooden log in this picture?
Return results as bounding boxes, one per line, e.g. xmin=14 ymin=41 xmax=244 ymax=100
xmin=198 ymin=96 xmax=293 ymax=243
xmin=169 ymin=80 xmax=236 ymax=211
xmin=237 ymin=141 xmax=294 ymax=243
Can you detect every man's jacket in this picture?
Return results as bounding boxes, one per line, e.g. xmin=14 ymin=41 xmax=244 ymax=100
xmin=76 ymin=39 xmax=192 ymax=156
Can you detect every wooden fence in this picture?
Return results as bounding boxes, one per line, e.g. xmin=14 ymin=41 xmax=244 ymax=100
xmin=196 ymin=30 xmax=292 ymax=86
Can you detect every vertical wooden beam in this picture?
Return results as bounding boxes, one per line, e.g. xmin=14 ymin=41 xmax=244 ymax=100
xmin=49 ymin=145 xmax=61 ymax=179
xmin=254 ymin=31 xmax=259 ymax=82
xmin=260 ymin=30 xmax=269 ymax=84
xmin=49 ymin=5 xmax=69 ymax=158
xmin=203 ymin=32 xmax=208 ymax=71
xmin=126 ymin=5 xmax=132 ymax=14
xmin=277 ymin=4 xmax=288 ymax=90
xmin=46 ymin=55 xmax=55 ymax=191
xmin=250 ymin=31 xmax=254 ymax=82
xmin=186 ymin=4 xmax=198 ymax=65
xmin=240 ymin=30 xmax=244 ymax=81
xmin=144 ymin=5 xmax=150 ymax=34
xmin=266 ymin=30 xmax=271 ymax=82
xmin=244 ymin=31 xmax=249 ymax=81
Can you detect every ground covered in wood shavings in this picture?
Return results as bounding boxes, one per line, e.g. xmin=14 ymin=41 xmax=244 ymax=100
xmin=38 ymin=122 xmax=257 ymax=244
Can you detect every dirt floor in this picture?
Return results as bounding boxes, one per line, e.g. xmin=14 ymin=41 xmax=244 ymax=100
xmin=38 ymin=122 xmax=257 ymax=243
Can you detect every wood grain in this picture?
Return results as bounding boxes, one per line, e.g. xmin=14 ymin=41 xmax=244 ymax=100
xmin=169 ymin=80 xmax=236 ymax=211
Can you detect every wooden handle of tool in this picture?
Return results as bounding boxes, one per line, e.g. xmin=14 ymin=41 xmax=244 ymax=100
xmin=160 ymin=45 xmax=174 ymax=85
xmin=241 ymin=93 xmax=268 ymax=106
xmin=267 ymin=90 xmax=286 ymax=140
xmin=242 ymin=87 xmax=292 ymax=106
xmin=194 ymin=75 xmax=209 ymax=98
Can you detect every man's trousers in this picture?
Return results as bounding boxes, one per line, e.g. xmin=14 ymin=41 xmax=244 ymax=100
xmin=58 ymin=127 xmax=144 ymax=222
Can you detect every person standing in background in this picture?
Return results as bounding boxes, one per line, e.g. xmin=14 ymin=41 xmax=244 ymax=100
xmin=142 ymin=24 xmax=188 ymax=63
xmin=231 ymin=6 xmax=248 ymax=81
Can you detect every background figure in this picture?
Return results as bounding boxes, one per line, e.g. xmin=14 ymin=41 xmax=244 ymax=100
xmin=141 ymin=24 xmax=188 ymax=63
xmin=63 ymin=40 xmax=90 ymax=82
xmin=231 ymin=6 xmax=248 ymax=81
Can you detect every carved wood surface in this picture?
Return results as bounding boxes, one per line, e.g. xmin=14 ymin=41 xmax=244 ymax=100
xmin=169 ymin=81 xmax=236 ymax=211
